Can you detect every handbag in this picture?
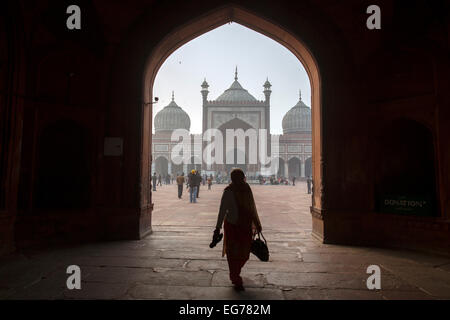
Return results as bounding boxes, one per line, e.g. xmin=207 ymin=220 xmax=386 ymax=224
xmin=251 ymin=232 xmax=269 ymax=262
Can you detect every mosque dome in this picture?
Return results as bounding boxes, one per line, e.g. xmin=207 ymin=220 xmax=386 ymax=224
xmin=215 ymin=68 xmax=258 ymax=102
xmin=282 ymin=91 xmax=311 ymax=134
xmin=154 ymin=93 xmax=191 ymax=133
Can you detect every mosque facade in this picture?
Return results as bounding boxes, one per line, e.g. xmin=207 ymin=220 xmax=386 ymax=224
xmin=152 ymin=69 xmax=312 ymax=179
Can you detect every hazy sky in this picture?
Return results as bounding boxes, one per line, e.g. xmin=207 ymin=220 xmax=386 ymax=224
xmin=152 ymin=22 xmax=311 ymax=134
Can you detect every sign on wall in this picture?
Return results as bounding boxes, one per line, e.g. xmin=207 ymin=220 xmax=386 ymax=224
xmin=380 ymin=194 xmax=433 ymax=216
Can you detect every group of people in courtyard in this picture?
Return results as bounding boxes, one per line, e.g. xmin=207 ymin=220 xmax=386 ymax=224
xmin=151 ymin=167 xmax=313 ymax=291
xmin=152 ymin=170 xmax=313 ymax=195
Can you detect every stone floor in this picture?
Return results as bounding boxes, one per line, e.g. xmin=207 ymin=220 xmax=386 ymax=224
xmin=1 ymin=182 xmax=450 ymax=300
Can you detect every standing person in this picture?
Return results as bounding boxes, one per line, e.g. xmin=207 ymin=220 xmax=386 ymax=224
xmin=152 ymin=172 xmax=157 ymax=191
xmin=207 ymin=175 xmax=212 ymax=190
xmin=213 ymin=168 xmax=262 ymax=291
xmin=176 ymin=172 xmax=185 ymax=199
xmin=307 ymin=176 xmax=312 ymax=194
xmin=157 ymin=174 xmax=162 ymax=186
xmin=292 ymin=176 xmax=296 ymax=186
xmin=188 ymin=170 xmax=198 ymax=203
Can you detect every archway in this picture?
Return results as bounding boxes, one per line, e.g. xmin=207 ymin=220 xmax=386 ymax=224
xmin=289 ymin=157 xmax=301 ymax=179
xmin=142 ymin=5 xmax=322 ymax=237
xmin=154 ymin=156 xmax=169 ymax=177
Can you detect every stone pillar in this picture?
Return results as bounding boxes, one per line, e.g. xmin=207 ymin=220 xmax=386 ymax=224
xmin=301 ymin=160 xmax=305 ymax=178
xmin=168 ymin=162 xmax=172 ymax=175
xmin=284 ymin=161 xmax=289 ymax=178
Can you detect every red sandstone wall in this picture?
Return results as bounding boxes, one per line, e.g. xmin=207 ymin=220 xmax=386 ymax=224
xmin=0 ymin=0 xmax=449 ymax=255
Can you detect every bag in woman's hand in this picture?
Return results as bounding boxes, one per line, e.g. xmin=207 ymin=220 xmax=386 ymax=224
xmin=251 ymin=232 xmax=269 ymax=262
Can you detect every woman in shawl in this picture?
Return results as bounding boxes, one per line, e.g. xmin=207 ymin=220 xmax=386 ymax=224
xmin=213 ymin=168 xmax=262 ymax=291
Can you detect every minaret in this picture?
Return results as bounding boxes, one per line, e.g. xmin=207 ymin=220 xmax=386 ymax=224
xmin=201 ymin=78 xmax=209 ymax=105
xmin=263 ymin=77 xmax=272 ymax=104
xmin=263 ymin=78 xmax=272 ymax=152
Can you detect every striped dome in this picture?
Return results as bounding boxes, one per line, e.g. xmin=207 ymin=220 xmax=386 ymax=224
xmin=154 ymin=94 xmax=191 ymax=133
xmin=282 ymin=92 xmax=311 ymax=134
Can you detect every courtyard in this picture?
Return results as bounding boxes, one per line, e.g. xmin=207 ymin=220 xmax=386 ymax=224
xmin=1 ymin=182 xmax=449 ymax=300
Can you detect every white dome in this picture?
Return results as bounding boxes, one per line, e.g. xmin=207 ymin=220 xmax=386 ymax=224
xmin=215 ymin=80 xmax=258 ymax=102
xmin=282 ymin=93 xmax=311 ymax=134
xmin=154 ymin=95 xmax=191 ymax=133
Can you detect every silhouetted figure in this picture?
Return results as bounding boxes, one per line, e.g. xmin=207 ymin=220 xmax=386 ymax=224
xmin=208 ymin=176 xmax=212 ymax=190
xmin=152 ymin=173 xmax=157 ymax=191
xmin=176 ymin=173 xmax=185 ymax=199
xmin=188 ymin=170 xmax=198 ymax=203
xmin=157 ymin=174 xmax=162 ymax=186
xmin=307 ymin=176 xmax=312 ymax=194
xmin=214 ymin=168 xmax=262 ymax=291
xmin=292 ymin=176 xmax=296 ymax=186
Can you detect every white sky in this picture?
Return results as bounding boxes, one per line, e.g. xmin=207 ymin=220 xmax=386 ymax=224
xmin=152 ymin=22 xmax=311 ymax=134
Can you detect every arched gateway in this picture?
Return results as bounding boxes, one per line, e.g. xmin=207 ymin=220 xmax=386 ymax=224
xmin=141 ymin=5 xmax=323 ymax=239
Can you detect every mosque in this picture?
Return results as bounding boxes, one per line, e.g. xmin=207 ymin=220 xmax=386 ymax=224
xmin=152 ymin=69 xmax=312 ymax=179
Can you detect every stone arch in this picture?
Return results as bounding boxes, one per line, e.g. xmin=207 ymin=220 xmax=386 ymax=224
xmin=154 ymin=156 xmax=169 ymax=176
xmin=142 ymin=5 xmax=323 ymax=209
xmin=289 ymin=156 xmax=301 ymax=179
xmin=130 ymin=3 xmax=330 ymax=240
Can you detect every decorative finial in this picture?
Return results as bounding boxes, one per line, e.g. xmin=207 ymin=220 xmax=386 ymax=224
xmin=299 ymin=89 xmax=302 ymax=101
xmin=172 ymin=91 xmax=175 ymax=102
xmin=235 ymin=66 xmax=238 ymax=81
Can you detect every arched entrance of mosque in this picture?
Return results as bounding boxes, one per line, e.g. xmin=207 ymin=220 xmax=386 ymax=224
xmin=154 ymin=156 xmax=169 ymax=177
xmin=288 ymin=157 xmax=301 ymax=179
xmin=142 ymin=5 xmax=322 ymax=239
xmin=218 ymin=118 xmax=254 ymax=176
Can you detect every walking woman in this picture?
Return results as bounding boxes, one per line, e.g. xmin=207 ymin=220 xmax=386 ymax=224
xmin=213 ymin=168 xmax=262 ymax=291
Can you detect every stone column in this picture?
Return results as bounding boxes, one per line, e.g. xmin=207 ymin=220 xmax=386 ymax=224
xmin=168 ymin=161 xmax=172 ymax=175
xmin=284 ymin=161 xmax=289 ymax=178
xmin=301 ymin=160 xmax=305 ymax=178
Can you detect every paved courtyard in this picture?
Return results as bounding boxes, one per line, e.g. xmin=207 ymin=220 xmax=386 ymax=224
xmin=1 ymin=182 xmax=450 ymax=300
